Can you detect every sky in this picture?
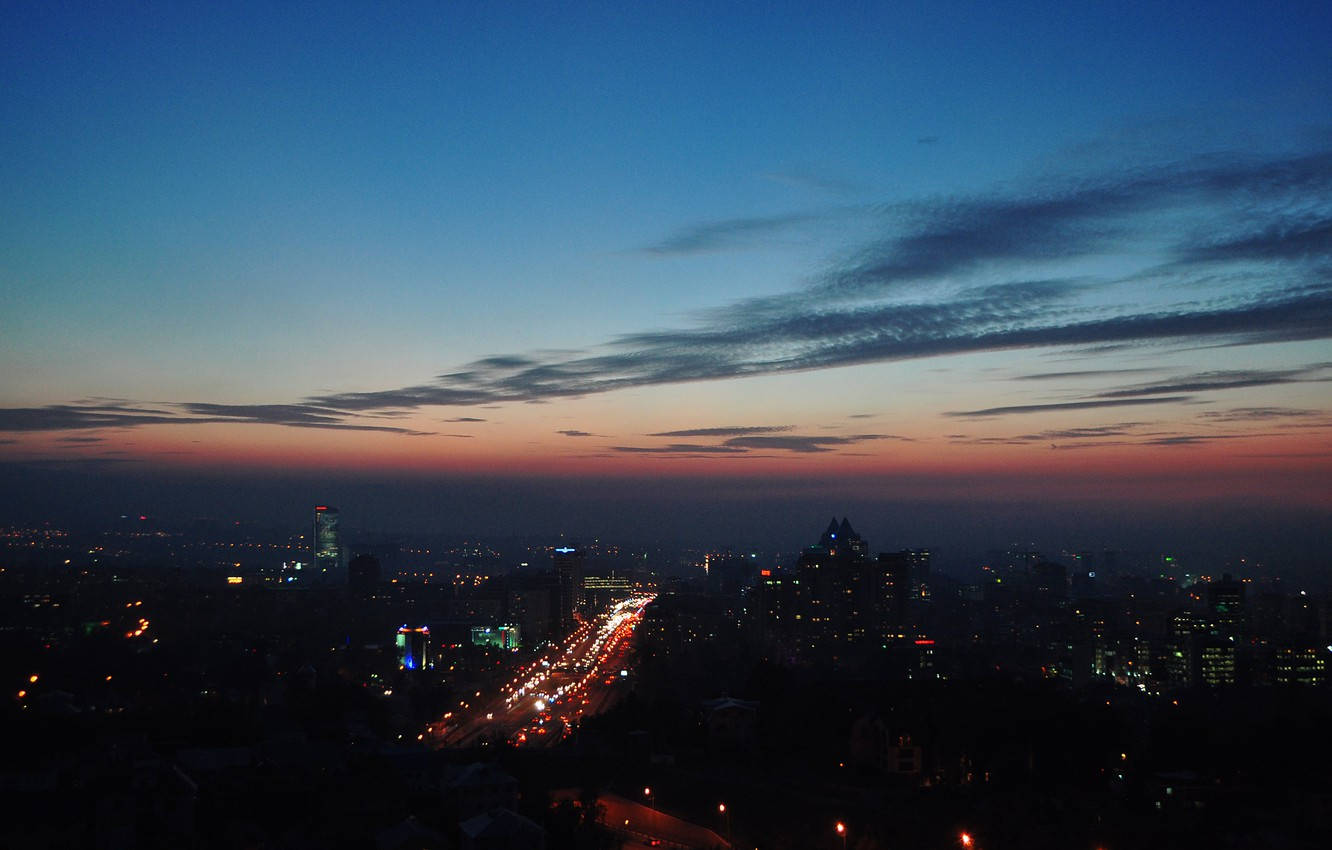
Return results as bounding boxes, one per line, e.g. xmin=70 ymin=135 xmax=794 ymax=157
xmin=2 ymin=2 xmax=1330 ymax=561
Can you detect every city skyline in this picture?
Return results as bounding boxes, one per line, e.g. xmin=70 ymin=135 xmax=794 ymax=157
xmin=2 ymin=3 xmax=1330 ymax=559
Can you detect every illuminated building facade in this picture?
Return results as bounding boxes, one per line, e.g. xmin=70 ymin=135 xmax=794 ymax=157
xmin=396 ymin=626 xmax=430 ymax=671
xmin=314 ymin=505 xmax=342 ymax=583
xmin=1274 ymin=646 xmax=1327 ymax=686
xmin=471 ymin=624 xmax=521 ymax=650
xmin=878 ymin=552 xmax=912 ymax=635
xmin=1200 ymin=643 xmax=1237 ymax=686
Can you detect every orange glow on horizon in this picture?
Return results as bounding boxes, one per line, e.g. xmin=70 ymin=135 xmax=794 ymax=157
xmin=2 ymin=417 xmax=1328 ymax=508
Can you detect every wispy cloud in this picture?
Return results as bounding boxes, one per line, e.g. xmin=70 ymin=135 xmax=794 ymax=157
xmin=1093 ymin=364 xmax=1331 ymax=398
xmin=644 ymin=212 xmax=822 ymax=255
xmin=612 ymin=432 xmax=900 ymax=456
xmin=721 ymin=433 xmax=896 ymax=453
xmin=444 ymin=416 xmax=487 ymax=423
xmin=951 ymin=419 xmax=1286 ymax=450
xmin=1198 ymin=407 xmax=1324 ymax=422
xmin=306 ymin=148 xmax=1332 ymax=415
xmin=557 ymin=429 xmax=604 ymax=438
xmin=611 ymin=444 xmax=747 ymax=455
xmin=946 ymin=397 xmax=1192 ymax=418
xmin=647 ymin=425 xmax=792 ymax=438
xmin=4 ymin=146 xmax=1331 ymax=436
xmin=0 ymin=401 xmax=434 ymax=435
xmin=1013 ymin=368 xmax=1164 ymax=381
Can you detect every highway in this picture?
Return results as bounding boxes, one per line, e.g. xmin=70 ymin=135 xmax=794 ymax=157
xmin=430 ymin=594 xmax=654 ymax=748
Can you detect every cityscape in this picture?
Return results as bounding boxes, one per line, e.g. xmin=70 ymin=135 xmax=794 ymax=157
xmin=3 ymin=2 xmax=1331 ymax=848
xmin=3 ymin=506 xmax=1330 ymax=848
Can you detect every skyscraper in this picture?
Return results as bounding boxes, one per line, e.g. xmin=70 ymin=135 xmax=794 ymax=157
xmin=314 ymin=505 xmax=342 ymax=583
xmin=396 ymin=626 xmax=430 ymax=671
xmin=877 ymin=551 xmax=912 ymax=636
xmin=552 ymin=546 xmax=584 ymax=636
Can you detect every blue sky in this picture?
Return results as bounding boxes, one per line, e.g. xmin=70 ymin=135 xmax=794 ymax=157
xmin=2 ymin=2 xmax=1330 ymax=553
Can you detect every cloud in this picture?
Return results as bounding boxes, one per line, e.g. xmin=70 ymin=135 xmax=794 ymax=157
xmin=1139 ymin=435 xmax=1259 ymax=446
xmin=444 ymin=417 xmax=487 ymax=423
xmin=721 ymin=433 xmax=894 ymax=453
xmin=179 ymin=403 xmax=436 ymax=435
xmin=644 ymin=212 xmax=824 ymax=255
xmin=55 ymin=435 xmax=105 ymax=444
xmin=5 ymin=145 xmax=1332 ymax=435
xmin=1013 ymin=368 xmax=1164 ymax=381
xmin=1197 ymin=406 xmax=1325 ymax=422
xmin=611 ymin=444 xmax=747 ymax=454
xmin=946 ymin=396 xmax=1192 ymax=418
xmin=647 ymin=425 xmax=792 ymax=437
xmin=0 ymin=401 xmax=434 ymax=435
xmin=611 ymin=432 xmax=898 ymax=456
xmin=1093 ymin=364 xmax=1331 ymax=398
xmin=1181 ymin=216 xmax=1332 ymax=264
xmin=0 ymin=404 xmax=209 ymax=432
xmin=557 ymin=430 xmax=603 ymax=437
xmin=1019 ymin=423 xmax=1149 ymax=441
xmin=305 ymin=145 xmax=1332 ymax=411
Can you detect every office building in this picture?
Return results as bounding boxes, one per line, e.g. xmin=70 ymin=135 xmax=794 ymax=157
xmin=314 ymin=505 xmax=342 ymax=583
xmin=396 ymin=626 xmax=430 ymax=671
xmin=471 ymin=624 xmax=521 ymax=650
xmin=552 ymin=546 xmax=584 ymax=636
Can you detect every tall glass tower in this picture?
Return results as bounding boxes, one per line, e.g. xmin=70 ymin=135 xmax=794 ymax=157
xmin=314 ymin=505 xmax=342 ymax=582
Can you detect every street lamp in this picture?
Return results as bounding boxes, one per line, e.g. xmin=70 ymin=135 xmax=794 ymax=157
xmin=718 ymin=803 xmax=731 ymax=844
xmin=836 ymin=821 xmax=846 ymax=850
xmin=643 ymin=786 xmax=655 ymax=811
xmin=960 ymin=832 xmax=974 ymax=848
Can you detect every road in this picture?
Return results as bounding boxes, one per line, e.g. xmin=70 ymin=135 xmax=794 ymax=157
xmin=431 ymin=594 xmax=654 ymax=748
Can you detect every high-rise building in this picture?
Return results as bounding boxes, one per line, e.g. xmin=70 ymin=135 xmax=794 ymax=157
xmin=905 ymin=548 xmax=932 ymax=603
xmin=1274 ymin=646 xmax=1327 ymax=686
xmin=1207 ymin=574 xmax=1246 ymax=639
xmin=877 ymin=552 xmax=912 ymax=636
xmin=799 ymin=517 xmax=872 ymax=646
xmin=396 ymin=626 xmax=430 ymax=671
xmin=552 ymin=546 xmax=584 ymax=636
xmin=314 ymin=505 xmax=342 ymax=583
